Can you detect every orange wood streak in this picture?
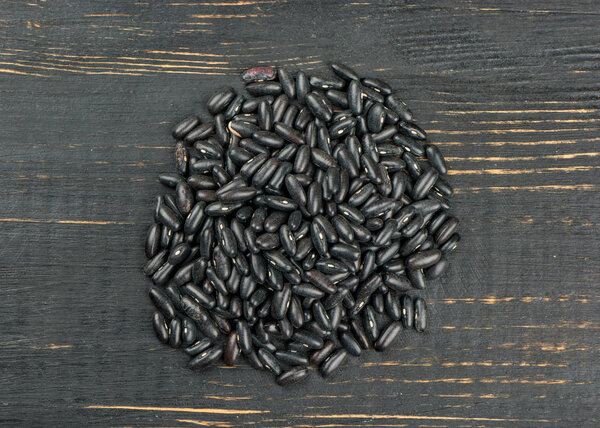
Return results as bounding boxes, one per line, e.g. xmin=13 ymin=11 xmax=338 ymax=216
xmin=85 ymin=405 xmax=268 ymax=414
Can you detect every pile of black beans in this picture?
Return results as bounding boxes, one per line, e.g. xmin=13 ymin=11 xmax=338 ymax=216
xmin=144 ymin=63 xmax=460 ymax=385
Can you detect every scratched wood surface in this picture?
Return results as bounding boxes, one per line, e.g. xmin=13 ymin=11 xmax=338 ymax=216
xmin=1 ymin=0 xmax=599 ymax=426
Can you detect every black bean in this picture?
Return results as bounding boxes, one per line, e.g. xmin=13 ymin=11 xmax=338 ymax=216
xmin=384 ymin=292 xmax=401 ymax=321
xmin=362 ymin=77 xmax=392 ymax=95
xmin=320 ymin=349 xmax=347 ymax=378
xmin=305 ymin=92 xmax=333 ymax=122
xmin=173 ymin=116 xmax=200 ymax=139
xmin=435 ymin=217 xmax=459 ymax=245
xmin=345 ymin=80 xmax=363 ymax=115
xmin=374 ymin=321 xmax=401 ymax=351
xmin=339 ymin=331 xmax=362 ymax=356
xmin=152 ymin=312 xmax=169 ymax=344
xmin=246 ymin=81 xmax=282 ymax=97
xmin=168 ymin=243 xmax=191 ymax=266
xmin=189 ymin=346 xmax=223 ymax=370
xmin=257 ymin=348 xmax=282 ymax=375
xmin=273 ymin=122 xmax=304 ymax=145
xmin=293 ymin=330 xmax=324 ymax=350
xmin=372 ymin=292 xmax=385 ymax=314
xmin=398 ymin=120 xmax=427 ymax=140
xmin=367 ymin=103 xmax=386 ymax=133
xmin=439 ymin=232 xmax=460 ymax=254
xmin=145 ymin=223 xmax=161 ymax=259
xmin=309 ymin=74 xmax=345 ymax=90
xmin=424 ymin=257 xmax=448 ymax=280
xmin=276 ymin=367 xmax=309 ymax=385
xmin=406 ymin=249 xmax=442 ymax=270
xmin=330 ymin=62 xmax=359 ymax=81
xmin=412 ymin=167 xmax=439 ymax=201
xmin=158 ymin=173 xmax=184 ymax=189
xmin=168 ymin=318 xmax=182 ymax=348
xmin=425 ymin=144 xmax=448 ymax=174
xmin=152 ymin=262 xmax=175 ymax=286
xmin=407 ymin=268 xmax=426 ymax=290
xmin=414 ymin=297 xmax=427 ymax=332
xmin=275 ymin=350 xmax=309 ymax=366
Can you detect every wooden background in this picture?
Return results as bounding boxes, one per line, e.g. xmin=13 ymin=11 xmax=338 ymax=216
xmin=1 ymin=0 xmax=599 ymax=426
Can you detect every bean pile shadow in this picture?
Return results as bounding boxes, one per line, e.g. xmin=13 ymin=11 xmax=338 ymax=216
xmin=144 ymin=63 xmax=460 ymax=385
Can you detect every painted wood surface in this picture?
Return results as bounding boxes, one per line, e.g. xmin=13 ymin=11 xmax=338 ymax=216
xmin=1 ymin=0 xmax=598 ymax=426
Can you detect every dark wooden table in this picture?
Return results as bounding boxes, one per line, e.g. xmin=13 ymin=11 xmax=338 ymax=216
xmin=1 ymin=1 xmax=599 ymax=426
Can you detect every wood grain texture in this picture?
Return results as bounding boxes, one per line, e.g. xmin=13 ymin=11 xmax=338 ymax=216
xmin=0 ymin=0 xmax=599 ymax=426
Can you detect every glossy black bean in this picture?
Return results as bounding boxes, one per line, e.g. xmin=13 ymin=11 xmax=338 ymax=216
xmin=406 ymin=249 xmax=442 ymax=270
xmin=265 ymin=264 xmax=284 ymax=291
xmin=246 ymin=81 xmax=282 ymax=97
xmin=397 ymin=296 xmax=413 ymax=330
xmin=414 ymin=297 xmax=427 ymax=332
xmin=189 ymin=346 xmax=223 ymax=370
xmin=343 ymin=80 xmax=362 ymax=115
xmin=183 ymin=338 xmax=212 ymax=358
xmin=220 ymin=331 xmax=238 ymax=366
xmin=179 ymin=318 xmax=196 ymax=347
xmin=275 ymin=350 xmax=309 ymax=366
xmin=157 ymin=201 xmax=182 ymax=232
xmin=339 ymin=331 xmax=362 ymax=356
xmin=311 ymin=300 xmax=332 ymax=331
xmin=412 ymin=167 xmax=439 ymax=201
xmin=158 ymin=173 xmax=184 ymax=189
xmin=206 ymin=87 xmax=235 ymax=114
xmin=320 ymin=349 xmax=347 ymax=378
xmin=372 ymin=321 xmax=401 ymax=351
xmin=270 ymin=123 xmax=302 ymax=147
xmin=181 ymin=282 xmax=214 ymax=309
xmin=407 ymin=268 xmax=426 ymax=290
xmin=152 ymin=311 xmax=169 ymax=344
xmin=168 ymin=243 xmax=191 ymax=266
xmin=435 ymin=217 xmax=459 ymax=244
xmin=276 ymin=367 xmax=309 ymax=385
xmin=424 ymin=143 xmax=447 ymax=174
xmin=304 ymin=92 xmax=332 ymax=122
xmin=144 ymin=223 xmax=161 ymax=259
xmin=367 ymin=103 xmax=386 ymax=133
xmin=383 ymin=292 xmax=401 ymax=320
xmin=235 ymin=320 xmax=253 ymax=354
xmin=439 ymin=232 xmax=460 ymax=254
xmin=292 ymin=330 xmax=324 ymax=350
xmin=152 ymin=262 xmax=175 ymax=286
xmin=371 ymin=292 xmax=385 ymax=314
xmin=168 ymin=318 xmax=182 ymax=348
xmin=425 ymin=257 xmax=448 ymax=280
xmin=328 ymin=61 xmax=358 ymax=80
xmin=173 ymin=115 xmax=200 ymax=139
xmin=282 ymin=105 xmax=298 ymax=128
xmin=362 ymin=77 xmax=392 ymax=95
xmin=256 ymin=348 xmax=281 ymax=375
xmin=382 ymin=272 xmax=410 ymax=292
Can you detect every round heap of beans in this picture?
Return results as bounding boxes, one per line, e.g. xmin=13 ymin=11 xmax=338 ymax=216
xmin=144 ymin=63 xmax=460 ymax=385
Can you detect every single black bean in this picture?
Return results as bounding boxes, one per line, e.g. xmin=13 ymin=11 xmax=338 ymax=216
xmin=414 ymin=297 xmax=427 ymax=332
xmin=339 ymin=331 xmax=362 ymax=356
xmin=407 ymin=268 xmax=426 ymax=290
xmin=439 ymin=232 xmax=461 ymax=254
xmin=276 ymin=367 xmax=309 ymax=386
xmin=152 ymin=312 xmax=169 ymax=344
xmin=435 ymin=217 xmax=459 ymax=245
xmin=168 ymin=318 xmax=182 ymax=348
xmin=320 ymin=349 xmax=347 ymax=378
xmin=374 ymin=321 xmax=402 ymax=351
xmin=189 ymin=346 xmax=223 ymax=370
